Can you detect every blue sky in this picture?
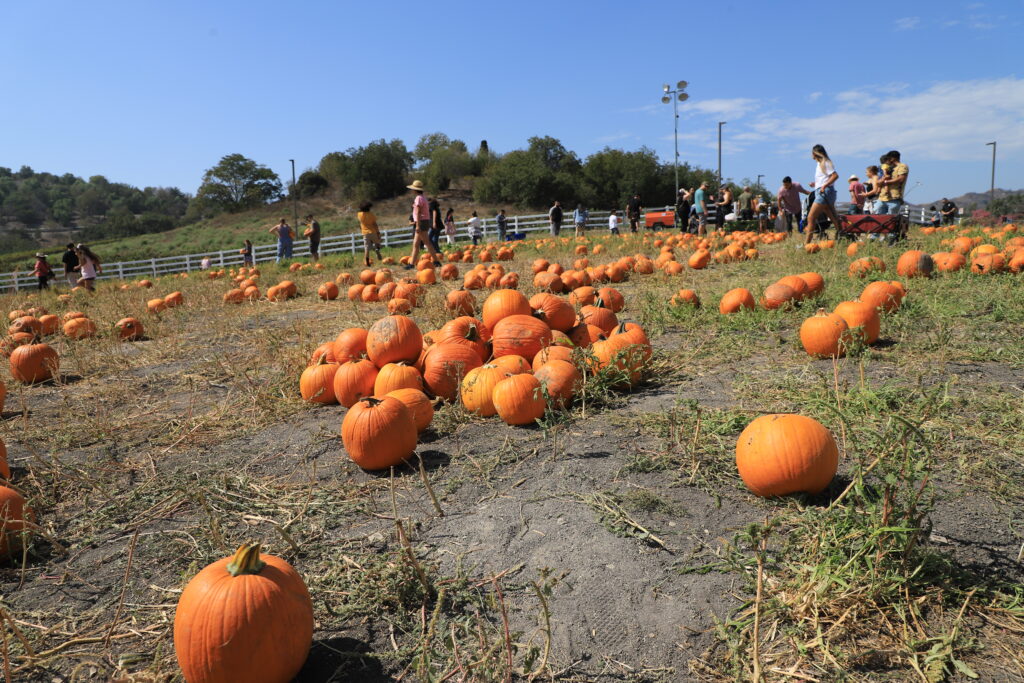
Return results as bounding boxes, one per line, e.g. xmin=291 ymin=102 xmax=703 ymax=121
xmin=2 ymin=0 xmax=1021 ymax=205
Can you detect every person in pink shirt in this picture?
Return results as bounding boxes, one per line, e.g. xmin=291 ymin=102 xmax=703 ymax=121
xmin=776 ymin=176 xmax=810 ymax=233
xmin=848 ymin=175 xmax=866 ymax=214
xmin=405 ymin=180 xmax=441 ymax=268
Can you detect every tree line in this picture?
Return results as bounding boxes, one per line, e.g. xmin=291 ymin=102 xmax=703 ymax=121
xmin=1 ymin=134 xmax=768 ymax=255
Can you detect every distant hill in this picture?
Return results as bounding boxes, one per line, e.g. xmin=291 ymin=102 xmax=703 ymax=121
xmin=914 ymin=188 xmax=1019 ymax=210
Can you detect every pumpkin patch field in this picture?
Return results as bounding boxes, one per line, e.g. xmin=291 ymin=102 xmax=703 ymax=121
xmin=1 ymin=225 xmax=1023 ymax=682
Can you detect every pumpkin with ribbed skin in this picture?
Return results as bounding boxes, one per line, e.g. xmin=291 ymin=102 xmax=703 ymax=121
xmin=896 ymin=250 xmax=934 ymax=278
xmin=366 ymin=315 xmax=423 ymax=368
xmin=10 ymin=343 xmax=58 ymax=384
xmin=760 ymin=283 xmax=796 ymax=310
xmin=800 ymin=309 xmax=851 ymax=358
xmin=735 ymin=414 xmax=838 ymax=497
xmin=833 ymin=300 xmax=880 ymax=344
xmin=797 ymin=272 xmax=825 ymax=297
xmin=174 ymin=543 xmax=313 ymax=683
xmin=421 ymin=343 xmax=482 ymax=401
xmin=579 ymin=305 xmax=618 ymax=334
xmin=776 ymin=275 xmax=809 ymax=301
xmin=491 ymin=355 xmax=531 ymax=375
xmin=590 ymin=335 xmax=644 ymax=387
xmin=385 ymin=388 xmax=433 ymax=432
xmin=688 ymin=250 xmax=711 ymax=270
xmin=531 ymin=294 xmax=576 ymax=332
xmin=492 ymin=374 xmax=546 ymax=425
xmin=341 ymin=396 xmax=417 ymax=469
xmin=534 ymin=359 xmax=581 ymax=408
xmin=115 ymin=317 xmax=145 ymax=341
xmin=719 ymin=288 xmax=755 ymax=314
xmin=334 ymin=328 xmax=368 ymax=362
xmin=569 ymin=286 xmax=597 ymax=307
xmin=435 ymin=317 xmax=491 ymax=362
xmin=0 ymin=485 xmax=32 ymax=556
xmin=37 ymin=314 xmax=59 ymax=336
xmin=300 ymin=357 xmax=340 ymax=404
xmin=63 ymin=317 xmax=97 ymax=340
xmin=532 ymin=345 xmax=574 ymax=370
xmin=971 ymin=253 xmax=1006 ymax=275
xmin=445 ymin=288 xmax=476 ymax=316
xmin=670 ymin=289 xmax=700 ymax=308
xmin=481 ymin=289 xmax=530 ymax=330
xmin=460 ymin=365 xmax=508 ymax=416
xmin=596 ymin=288 xmax=625 ymax=313
xmin=491 ymin=315 xmax=552 ymax=363
xmin=860 ymin=281 xmax=902 ymax=313
xmin=332 ymin=359 xmax=378 ymax=407
xmin=318 ymin=282 xmax=339 ymax=300
xmin=933 ymin=252 xmax=966 ymax=273
xmin=8 ymin=316 xmax=41 ymax=338
xmin=373 ymin=362 xmax=422 ymax=396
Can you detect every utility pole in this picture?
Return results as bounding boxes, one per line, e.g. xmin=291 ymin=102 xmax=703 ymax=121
xmin=661 ymin=81 xmax=689 ymax=197
xmin=985 ymin=141 xmax=996 ymax=206
xmin=756 ymin=174 xmax=764 ymax=190
xmin=717 ymin=122 xmax=726 ymax=185
xmin=289 ymin=159 xmax=299 ymax=230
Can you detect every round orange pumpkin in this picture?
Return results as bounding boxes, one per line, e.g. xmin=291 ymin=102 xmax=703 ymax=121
xmin=366 ymin=315 xmax=423 ymax=368
xmin=386 ymin=388 xmax=434 ymax=432
xmin=174 ymin=543 xmax=313 ymax=683
xmin=332 ymin=359 xmax=378 ymax=408
xmin=421 ymin=343 xmax=483 ymax=401
xmin=833 ymin=300 xmax=880 ymax=345
xmin=492 ymin=374 xmax=546 ymax=425
xmin=491 ymin=315 xmax=552 ymax=363
xmin=534 ymin=359 xmax=581 ymax=408
xmin=735 ymin=414 xmax=838 ymax=497
xmin=115 ymin=317 xmax=145 ymax=341
xmin=9 ymin=343 xmax=58 ymax=383
xmin=0 ymin=485 xmax=33 ymax=556
xmin=799 ymin=309 xmax=851 ymax=358
xmin=719 ymin=288 xmax=755 ymax=314
xmin=341 ymin=396 xmax=417 ymax=469
xmin=300 ymin=357 xmax=340 ymax=404
xmin=460 ymin=365 xmax=508 ymax=417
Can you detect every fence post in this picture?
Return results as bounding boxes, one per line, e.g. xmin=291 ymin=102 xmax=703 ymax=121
xmin=118 ymin=263 xmax=124 ymax=280
xmin=151 ymin=258 xmax=157 ymax=277
xmin=218 ymin=251 xmax=224 ymax=267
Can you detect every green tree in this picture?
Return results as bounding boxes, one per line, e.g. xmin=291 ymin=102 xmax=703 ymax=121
xmin=474 ymin=136 xmax=582 ymax=208
xmin=413 ymin=132 xmax=474 ymax=192
xmin=989 ymin=192 xmax=1024 ymax=217
xmin=318 ymin=139 xmax=412 ymax=200
xmin=195 ymin=154 xmax=282 ymax=213
xmin=294 ymin=171 xmax=329 ymax=198
xmin=52 ymin=197 xmax=75 ymax=225
xmin=75 ymin=186 xmax=110 ymax=217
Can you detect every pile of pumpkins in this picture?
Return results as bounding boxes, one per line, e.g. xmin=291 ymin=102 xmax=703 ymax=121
xmin=300 ymin=287 xmax=651 ymax=471
xmin=0 ymin=383 xmax=34 ymax=561
xmin=713 ymin=271 xmax=827 ymax=315
xmin=801 ymin=278 xmax=906 ymax=358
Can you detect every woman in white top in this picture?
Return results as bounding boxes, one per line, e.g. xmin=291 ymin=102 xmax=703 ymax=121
xmin=805 ymin=144 xmax=843 ymax=245
xmin=74 ymin=244 xmax=102 ymax=291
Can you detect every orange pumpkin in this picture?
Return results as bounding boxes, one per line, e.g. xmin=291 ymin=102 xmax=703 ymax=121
xmin=385 ymin=388 xmax=434 ymax=432
xmin=9 ymin=343 xmax=58 ymax=383
xmin=0 ymin=485 xmax=33 ymax=556
xmin=491 ymin=315 xmax=552 ymax=363
xmin=482 ymin=289 xmax=531 ymax=330
xmin=492 ymin=374 xmax=546 ymax=425
xmin=373 ymin=362 xmax=423 ymax=396
xmin=735 ymin=414 xmax=838 ymax=497
xmin=174 ymin=543 xmax=313 ymax=683
xmin=491 ymin=354 xmax=532 ymax=375
xmin=460 ymin=365 xmax=508 ymax=416
xmin=300 ymin=357 xmax=340 ymax=404
xmin=833 ymin=300 xmax=880 ymax=345
xmin=421 ymin=343 xmax=483 ymax=401
xmin=534 ymin=359 xmax=581 ymax=407
xmin=799 ymin=309 xmax=851 ymax=358
xmin=341 ymin=396 xmax=418 ymax=469
xmin=366 ymin=315 xmax=423 ymax=368
xmin=332 ymin=359 xmax=379 ymax=407
xmin=895 ymin=250 xmax=934 ymax=278
xmin=334 ymin=328 xmax=368 ymax=362
xmin=760 ymin=283 xmax=796 ymax=310
xmin=719 ymin=288 xmax=755 ymax=314
xmin=115 ymin=317 xmax=145 ymax=341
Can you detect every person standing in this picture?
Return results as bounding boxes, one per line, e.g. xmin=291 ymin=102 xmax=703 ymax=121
xmin=777 ymin=176 xmax=810 ymax=233
xmin=304 ymin=214 xmax=321 ymax=262
xmin=804 ymin=144 xmax=843 ymax=246
xmin=240 ymin=239 xmax=254 ymax=266
xmin=269 ymin=218 xmax=293 ymax=263
xmin=716 ymin=185 xmax=734 ymax=229
xmin=608 ymin=210 xmax=621 ymax=235
xmin=572 ymin=204 xmax=588 ymax=237
xmin=61 ymin=242 xmax=79 ymax=288
xmin=406 ymin=180 xmax=442 ymax=268
xmin=940 ymin=198 xmax=958 ymax=225
xmin=877 ymin=150 xmax=908 ymax=215
xmin=754 ymin=196 xmax=770 ymax=233
xmin=548 ymin=201 xmax=563 ymax=236
xmin=357 ymin=201 xmax=383 ymax=267
xmin=33 ymin=253 xmax=53 ymax=290
xmin=496 ymin=209 xmax=508 ymax=242
xmin=444 ymin=207 xmax=457 ymax=245
xmin=428 ymin=197 xmax=443 ymax=252
xmin=467 ymin=211 xmax=483 ymax=245
xmin=861 ymin=166 xmax=883 ymax=213
xmin=737 ymin=186 xmax=754 ymax=221
xmin=74 ymin=244 xmax=101 ymax=291
xmin=847 ymin=175 xmax=866 ymax=214
xmin=693 ymin=182 xmax=709 ymax=236
xmin=626 ymin=193 xmax=642 ymax=232
xmin=675 ymin=189 xmax=692 ymax=233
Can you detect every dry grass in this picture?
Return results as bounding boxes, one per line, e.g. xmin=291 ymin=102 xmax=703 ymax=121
xmin=1 ymin=225 xmax=1022 ymax=681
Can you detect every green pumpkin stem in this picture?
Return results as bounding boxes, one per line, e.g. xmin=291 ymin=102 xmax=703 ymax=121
xmin=226 ymin=542 xmax=266 ymax=576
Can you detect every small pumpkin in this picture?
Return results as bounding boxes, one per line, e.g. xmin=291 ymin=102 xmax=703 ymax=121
xmin=460 ymin=365 xmax=508 ymax=417
xmin=374 ymin=362 xmax=423 ymax=396
xmin=534 ymin=359 xmax=581 ymax=408
xmin=719 ymin=288 xmax=755 ymax=314
xmin=174 ymin=543 xmax=313 ymax=683
xmin=114 ymin=317 xmax=145 ymax=341
xmin=735 ymin=414 xmax=839 ymax=497
xmin=799 ymin=309 xmax=851 ymax=358
xmin=164 ymin=291 xmax=184 ymax=308
xmin=300 ymin=357 xmax=341 ymax=404
xmin=9 ymin=343 xmax=58 ymax=383
xmin=341 ymin=396 xmax=417 ymax=469
xmin=63 ymin=317 xmax=97 ymax=340
xmin=332 ymin=359 xmax=379 ymax=408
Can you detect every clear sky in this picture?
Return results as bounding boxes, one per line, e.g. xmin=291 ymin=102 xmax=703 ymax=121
xmin=2 ymin=0 xmax=1021 ymax=205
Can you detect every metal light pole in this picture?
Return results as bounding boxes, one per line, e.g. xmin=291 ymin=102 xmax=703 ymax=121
xmin=661 ymin=81 xmax=689 ymax=197
xmin=289 ymin=159 xmax=299 ymax=230
xmin=717 ymin=122 xmax=726 ymax=185
xmin=756 ymin=174 xmax=764 ymax=190
xmin=986 ymin=141 xmax=996 ymax=206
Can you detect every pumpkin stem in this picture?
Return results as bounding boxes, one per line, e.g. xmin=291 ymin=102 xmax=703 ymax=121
xmin=226 ymin=542 xmax=266 ymax=576
xmin=359 ymin=396 xmax=384 ymax=407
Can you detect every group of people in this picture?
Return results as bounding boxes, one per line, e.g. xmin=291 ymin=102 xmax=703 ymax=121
xmin=30 ymin=243 xmax=102 ymax=291
xmin=267 ymin=214 xmax=320 ymax=263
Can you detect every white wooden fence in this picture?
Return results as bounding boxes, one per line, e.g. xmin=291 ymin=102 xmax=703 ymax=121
xmin=0 ymin=203 xmax=941 ymax=293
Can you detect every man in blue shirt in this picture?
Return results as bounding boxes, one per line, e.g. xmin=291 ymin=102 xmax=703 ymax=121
xmin=573 ymin=204 xmax=589 ymax=237
xmin=693 ymin=182 xmax=709 ymax=236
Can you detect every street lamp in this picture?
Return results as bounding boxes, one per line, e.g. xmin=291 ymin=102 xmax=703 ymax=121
xmin=661 ymin=80 xmax=689 ymax=197
xmin=986 ymin=141 xmax=996 ymax=206
xmin=289 ymin=159 xmax=299 ymax=231
xmin=756 ymin=174 xmax=764 ymax=190
xmin=717 ymin=122 xmax=727 ymax=185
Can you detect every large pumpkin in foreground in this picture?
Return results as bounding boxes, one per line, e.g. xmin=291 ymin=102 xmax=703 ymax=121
xmin=735 ymin=414 xmax=839 ymax=497
xmin=174 ymin=543 xmax=313 ymax=683
xmin=9 ymin=343 xmax=59 ymax=384
xmin=341 ymin=396 xmax=417 ymax=470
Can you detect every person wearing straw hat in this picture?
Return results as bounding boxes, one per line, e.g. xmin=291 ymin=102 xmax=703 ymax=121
xmin=32 ymin=253 xmax=54 ymax=290
xmin=405 ymin=180 xmax=441 ymax=269
xmin=848 ymin=174 xmax=866 ymax=214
